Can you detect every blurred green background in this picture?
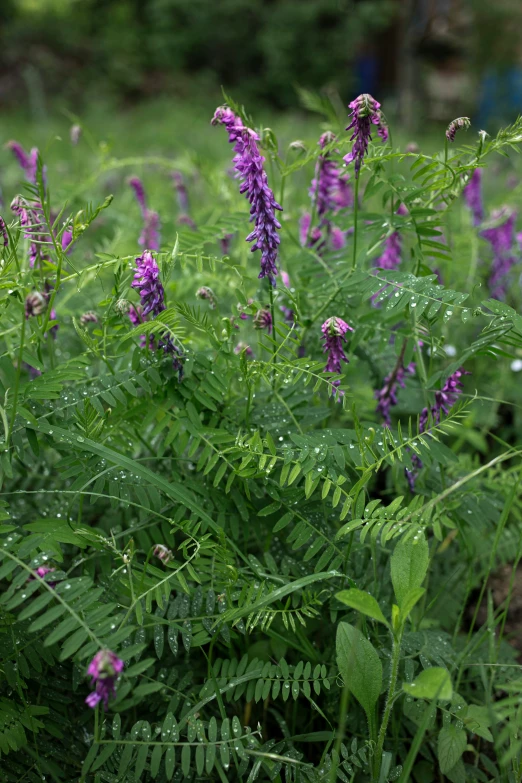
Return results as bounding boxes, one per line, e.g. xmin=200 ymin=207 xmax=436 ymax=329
xmin=2 ymin=0 xmax=522 ymax=130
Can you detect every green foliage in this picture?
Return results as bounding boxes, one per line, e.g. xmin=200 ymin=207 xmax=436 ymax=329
xmin=0 ymin=97 xmax=522 ymax=783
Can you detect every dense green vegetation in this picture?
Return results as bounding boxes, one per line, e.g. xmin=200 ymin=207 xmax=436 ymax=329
xmin=1 ymin=94 xmax=522 ymax=783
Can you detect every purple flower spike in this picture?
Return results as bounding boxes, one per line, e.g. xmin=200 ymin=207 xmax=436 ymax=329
xmin=85 ymin=650 xmax=124 ymax=710
xmin=62 ymin=228 xmax=73 ymax=253
xmin=254 ymin=308 xmax=273 ymax=333
xmin=344 ymin=94 xmax=388 ymax=178
xmin=322 ymin=317 xmax=353 ymax=394
xmin=131 ymin=251 xmax=165 ymax=317
xmin=172 ymin=172 xmax=191 ymax=215
xmin=446 ymin=117 xmax=470 ymax=142
xmin=406 ymin=368 xmax=468 ymax=489
xmin=375 ymin=362 xmax=416 ymax=427
xmin=6 ymin=141 xmax=41 ymax=185
xmin=374 ymin=204 xmax=408 ymax=270
xmin=480 ymin=207 xmax=517 ymax=299
xmin=0 ymin=216 xmax=8 ymax=247
xmin=463 ymin=169 xmax=484 ymax=227
xmin=212 ymin=106 xmax=282 ymax=284
xmin=130 ymin=177 xmax=161 ymax=250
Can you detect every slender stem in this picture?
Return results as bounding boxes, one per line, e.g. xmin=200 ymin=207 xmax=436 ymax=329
xmin=329 ymin=682 xmax=351 ymax=783
xmin=8 ymin=311 xmax=26 ymax=447
xmin=268 ymin=282 xmax=277 ymax=388
xmin=352 ymin=177 xmax=360 ymax=269
xmin=374 ymin=634 xmax=402 ymax=779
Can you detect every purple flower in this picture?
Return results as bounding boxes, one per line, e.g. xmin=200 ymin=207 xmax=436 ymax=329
xmin=6 ymin=141 xmax=40 ymax=184
xmin=28 ymin=566 xmax=58 ymax=588
xmin=0 ymin=216 xmax=8 ymax=247
xmin=196 ymin=286 xmax=216 ymax=308
xmin=220 ymin=233 xmax=234 ymax=255
xmin=333 ymin=173 xmax=354 ymax=210
xmin=25 ymin=291 xmax=48 ymax=319
xmin=446 ymin=117 xmax=470 ymax=142
xmin=344 ymin=94 xmax=388 ymax=178
xmin=463 ymin=169 xmax=484 ymax=227
xmin=128 ymin=304 xmax=153 ymax=350
xmin=374 ymin=204 xmax=408 ymax=270
xmin=131 ymin=251 xmax=165 ymax=317
xmin=153 ymin=544 xmax=173 ymax=564
xmin=80 ymin=311 xmax=98 ymax=326
xmin=234 ymin=342 xmax=253 ymax=357
xmin=178 ymin=213 xmax=197 ymax=231
xmin=47 ymin=308 xmax=59 ymax=340
xmin=406 ymin=368 xmax=468 ymax=489
xmin=85 ymin=650 xmax=124 ymax=710
xmin=254 ymin=308 xmax=273 ymax=333
xmin=322 ymin=317 xmax=353 ymax=393
xmin=375 ymin=362 xmax=415 ymax=427
xmin=11 ymin=196 xmax=47 ymax=267
xmin=280 ymin=305 xmax=295 ymax=324
xmin=480 ymin=207 xmax=517 ymax=299
xmin=299 ymin=212 xmax=322 ymax=248
xmin=212 ymin=106 xmax=282 ymax=284
xmin=281 ymin=270 xmax=290 ymax=288
xmin=172 ymin=171 xmax=191 ymax=215
xmin=129 ymin=177 xmax=160 ymax=250
xmin=62 ymin=227 xmax=74 ymax=253
xmin=158 ymin=334 xmax=184 ymax=382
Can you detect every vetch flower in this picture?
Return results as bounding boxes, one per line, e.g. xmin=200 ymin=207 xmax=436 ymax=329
xmin=446 ymin=117 xmax=470 ymax=142
xmin=375 ymin=362 xmax=416 ymax=427
xmin=129 ymin=177 xmax=160 ymax=250
xmin=0 ymin=216 xmax=8 ymax=247
xmin=220 ymin=233 xmax=234 ymax=255
xmin=28 ymin=566 xmax=58 ymax=588
xmin=344 ymin=94 xmax=388 ymax=178
xmin=280 ymin=270 xmax=291 ymax=288
xmin=172 ymin=172 xmax=194 ymax=227
xmin=234 ymin=342 xmax=253 ymax=357
xmin=6 ymin=141 xmax=40 ymax=184
xmin=254 ymin=308 xmax=273 ymax=333
xmin=406 ymin=368 xmax=468 ymax=489
xmin=131 ymin=251 xmax=165 ymax=317
xmin=128 ymin=304 xmax=154 ymax=350
xmin=11 ymin=195 xmax=47 ymax=267
xmin=463 ymin=169 xmax=484 ymax=226
xmin=85 ymin=650 xmax=124 ymax=710
xmin=374 ymin=204 xmax=408 ymax=270
xmin=153 ymin=544 xmax=173 ymax=564
xmin=25 ymin=291 xmax=48 ymax=319
xmin=322 ymin=317 xmax=353 ymax=393
xmin=80 ymin=311 xmax=98 ymax=326
xmin=196 ymin=286 xmax=216 ymax=309
xmin=480 ymin=207 xmax=517 ymax=299
xmin=158 ymin=334 xmax=184 ymax=382
xmin=62 ymin=227 xmax=74 ymax=253
xmin=212 ymin=106 xmax=282 ymax=284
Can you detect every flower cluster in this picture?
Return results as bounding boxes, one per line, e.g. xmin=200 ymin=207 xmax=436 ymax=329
xmin=300 ymin=132 xmax=354 ymax=253
xmin=446 ymin=117 xmax=470 ymax=142
xmin=480 ymin=207 xmax=517 ymax=299
xmin=212 ymin=106 xmax=282 ymax=284
xmin=344 ymin=94 xmax=388 ymax=178
xmin=375 ymin=362 xmax=416 ymax=427
xmin=85 ymin=650 xmax=124 ymax=710
xmin=6 ymin=140 xmax=40 ymax=185
xmin=153 ymin=544 xmax=173 ymax=564
xmin=406 ymin=368 xmax=468 ymax=490
xmin=321 ymin=317 xmax=353 ymax=394
xmin=129 ymin=177 xmax=161 ymax=251
xmin=254 ymin=308 xmax=273 ymax=333
xmin=172 ymin=171 xmax=196 ymax=229
xmin=196 ymin=286 xmax=216 ymax=309
xmin=374 ymin=204 xmax=408 ymax=270
xmin=131 ymin=250 xmax=165 ymax=316
xmin=11 ymin=195 xmax=47 ymax=268
xmin=25 ymin=291 xmax=48 ymax=319
xmin=463 ymin=169 xmax=484 ymax=227
xmin=80 ymin=311 xmax=98 ymax=326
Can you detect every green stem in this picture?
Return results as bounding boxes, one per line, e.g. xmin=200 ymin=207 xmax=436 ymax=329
xmin=374 ymin=633 xmax=402 ymax=780
xmin=352 ymin=177 xmax=360 ymax=269
xmin=8 ymin=310 xmax=26 ymax=448
xmin=268 ymin=282 xmax=277 ymax=387
xmin=329 ymin=682 xmax=351 ymax=783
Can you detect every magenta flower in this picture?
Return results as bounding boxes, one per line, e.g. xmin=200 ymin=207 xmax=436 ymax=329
xmin=280 ymin=270 xmax=291 ymax=288
xmin=374 ymin=204 xmax=408 ymax=270
xmin=212 ymin=106 xmax=282 ymax=284
xmin=129 ymin=177 xmax=160 ymax=251
xmin=11 ymin=196 xmax=47 ymax=267
xmin=463 ymin=169 xmax=484 ymax=227
xmin=6 ymin=141 xmax=40 ymax=184
xmin=220 ymin=233 xmax=234 ymax=254
xmin=480 ymin=207 xmax=517 ymax=299
xmin=196 ymin=286 xmax=216 ymax=308
xmin=344 ymin=94 xmax=388 ymax=178
xmin=153 ymin=544 xmax=173 ymax=564
xmin=0 ymin=216 xmax=8 ymax=247
xmin=375 ymin=363 xmax=416 ymax=427
xmin=131 ymin=251 xmax=165 ymax=317
xmin=29 ymin=566 xmax=58 ymax=588
xmin=85 ymin=650 xmax=124 ymax=710
xmin=62 ymin=227 xmax=74 ymax=253
xmin=322 ymin=317 xmax=353 ymax=393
